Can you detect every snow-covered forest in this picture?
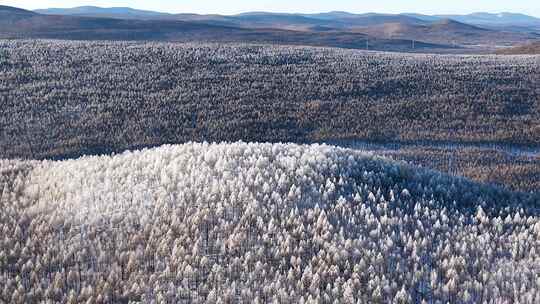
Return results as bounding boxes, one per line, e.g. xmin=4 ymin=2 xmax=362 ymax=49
xmin=1 ymin=40 xmax=539 ymax=161
xmin=1 ymin=40 xmax=539 ymax=192
xmin=1 ymin=142 xmax=539 ymax=303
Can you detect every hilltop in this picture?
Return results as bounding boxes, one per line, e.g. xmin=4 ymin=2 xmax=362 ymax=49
xmin=1 ymin=142 xmax=538 ymax=302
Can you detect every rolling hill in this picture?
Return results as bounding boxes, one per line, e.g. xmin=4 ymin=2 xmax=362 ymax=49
xmin=1 ymin=142 xmax=538 ymax=302
xmin=401 ymin=12 xmax=540 ymax=27
xmin=356 ymin=18 xmax=537 ymax=46
xmin=34 ymin=6 xmax=171 ymax=19
xmin=35 ymin=7 xmax=540 ymax=28
xmin=26 ymin=6 xmax=539 ymax=50
xmin=301 ymin=12 xmax=429 ymax=28
xmin=167 ymin=12 xmax=436 ymax=33
xmin=0 ymin=6 xmax=250 ymax=40
xmin=0 ymin=4 xmax=38 ymax=22
xmin=0 ymin=5 xmax=450 ymax=52
xmin=1 ymin=40 xmax=539 ymax=192
xmin=0 ymin=4 xmax=37 ymax=15
xmin=405 ymin=12 xmax=540 ymax=34
xmin=34 ymin=7 xmax=430 ymax=30
xmin=209 ymin=13 xmax=341 ymax=31
xmin=0 ymin=13 xmax=245 ymax=41
xmin=438 ymin=12 xmax=540 ymax=27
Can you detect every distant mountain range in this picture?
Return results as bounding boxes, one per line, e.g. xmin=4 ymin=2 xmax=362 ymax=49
xmin=35 ymin=6 xmax=540 ymax=27
xmin=34 ymin=6 xmax=170 ymax=19
xmin=404 ymin=12 xmax=540 ymax=25
xmin=0 ymin=5 xmax=451 ymax=52
xmin=354 ymin=18 xmax=538 ymax=46
xmin=1 ymin=5 xmax=539 ymax=53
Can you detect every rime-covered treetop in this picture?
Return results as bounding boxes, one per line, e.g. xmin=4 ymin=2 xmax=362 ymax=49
xmin=1 ymin=142 xmax=539 ymax=303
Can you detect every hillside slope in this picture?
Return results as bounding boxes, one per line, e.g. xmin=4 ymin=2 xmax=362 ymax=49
xmin=1 ymin=142 xmax=538 ymax=302
xmin=0 ymin=40 xmax=538 ymax=161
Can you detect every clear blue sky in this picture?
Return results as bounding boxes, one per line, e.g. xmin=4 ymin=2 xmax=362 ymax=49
xmin=4 ymin=0 xmax=540 ymax=17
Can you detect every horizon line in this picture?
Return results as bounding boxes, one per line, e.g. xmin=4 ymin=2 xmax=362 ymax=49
xmin=17 ymin=5 xmax=540 ymax=19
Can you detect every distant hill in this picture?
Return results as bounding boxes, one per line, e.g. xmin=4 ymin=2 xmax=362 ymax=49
xmin=1 ymin=5 xmax=535 ymax=51
xmin=172 ymin=11 xmax=536 ymax=46
xmin=401 ymin=12 xmax=540 ymax=34
xmin=173 ymin=11 xmax=540 ymax=47
xmin=356 ymin=18 xmax=536 ymax=46
xmin=0 ymin=6 xmax=248 ymax=41
xmin=223 ymin=13 xmax=340 ymax=31
xmin=496 ymin=41 xmax=540 ymax=54
xmin=0 ymin=5 xmax=36 ymax=14
xmin=403 ymin=12 xmax=540 ymax=27
xmin=301 ymin=12 xmax=428 ymax=27
xmin=34 ymin=6 xmax=172 ymax=20
xmin=439 ymin=12 xmax=540 ymax=26
xmin=171 ymin=12 xmax=429 ymax=31
xmin=0 ymin=6 xmax=450 ymax=52
xmin=0 ymin=5 xmax=37 ymax=22
xmin=32 ymin=6 xmax=540 ymax=27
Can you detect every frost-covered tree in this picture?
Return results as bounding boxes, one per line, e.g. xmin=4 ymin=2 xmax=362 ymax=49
xmin=0 ymin=142 xmax=539 ymax=303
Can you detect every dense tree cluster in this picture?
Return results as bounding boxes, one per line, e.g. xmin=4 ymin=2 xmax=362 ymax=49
xmin=1 ymin=142 xmax=539 ymax=303
xmin=0 ymin=40 xmax=539 ymax=162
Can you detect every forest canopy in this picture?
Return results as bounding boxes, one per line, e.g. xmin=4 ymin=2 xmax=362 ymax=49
xmin=1 ymin=142 xmax=539 ymax=303
xmin=0 ymin=40 xmax=539 ymax=161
